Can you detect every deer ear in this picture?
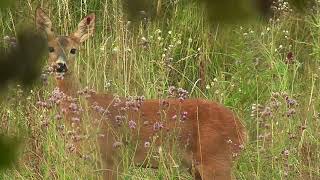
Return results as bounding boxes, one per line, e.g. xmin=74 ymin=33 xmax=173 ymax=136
xmin=72 ymin=13 xmax=95 ymax=43
xmin=35 ymin=8 xmax=55 ymax=40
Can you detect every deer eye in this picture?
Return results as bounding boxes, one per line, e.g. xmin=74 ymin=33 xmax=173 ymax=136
xmin=48 ymin=47 xmax=55 ymax=53
xmin=70 ymin=48 xmax=77 ymax=54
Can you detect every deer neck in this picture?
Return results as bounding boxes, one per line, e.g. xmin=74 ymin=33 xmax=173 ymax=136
xmin=55 ymin=73 xmax=80 ymax=98
xmin=54 ymin=72 xmax=116 ymax=107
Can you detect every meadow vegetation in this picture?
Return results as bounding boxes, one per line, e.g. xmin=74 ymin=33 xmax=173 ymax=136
xmin=0 ymin=0 xmax=319 ymax=179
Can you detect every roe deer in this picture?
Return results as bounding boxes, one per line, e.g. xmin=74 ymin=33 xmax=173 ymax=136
xmin=35 ymin=7 xmax=247 ymax=180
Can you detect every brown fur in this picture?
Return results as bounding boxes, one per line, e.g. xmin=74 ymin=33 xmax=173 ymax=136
xmin=36 ymin=8 xmax=247 ymax=180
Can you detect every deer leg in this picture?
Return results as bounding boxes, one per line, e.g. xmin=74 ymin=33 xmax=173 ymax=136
xmin=101 ymin=156 xmax=119 ymax=180
xmin=98 ymin=130 xmax=120 ymax=180
xmin=196 ymin=163 xmax=231 ymax=180
xmin=193 ymin=131 xmax=233 ymax=180
xmin=194 ymin=152 xmax=232 ymax=180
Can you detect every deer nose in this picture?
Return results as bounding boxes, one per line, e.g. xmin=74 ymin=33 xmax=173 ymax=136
xmin=56 ymin=62 xmax=68 ymax=73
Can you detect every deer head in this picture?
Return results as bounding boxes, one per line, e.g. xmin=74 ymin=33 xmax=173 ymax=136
xmin=35 ymin=8 xmax=95 ymax=74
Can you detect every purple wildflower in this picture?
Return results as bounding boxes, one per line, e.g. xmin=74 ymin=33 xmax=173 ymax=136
xmin=55 ymin=114 xmax=62 ymax=120
xmin=285 ymin=97 xmax=297 ymax=107
xmin=69 ymin=103 xmax=79 ymax=112
xmin=261 ymin=107 xmax=272 ymax=117
xmin=67 ymin=143 xmax=76 ymax=153
xmin=153 ymin=121 xmax=164 ymax=131
xmin=286 ymin=108 xmax=296 ymax=117
xmin=168 ymin=86 xmax=176 ymax=97
xmin=49 ymin=87 xmax=65 ymax=104
xmin=71 ymin=117 xmax=81 ymax=123
xmin=72 ymin=135 xmax=82 ymax=142
xmin=113 ymin=95 xmax=122 ymax=107
xmin=181 ymin=111 xmax=188 ymax=120
xmin=115 ymin=115 xmax=125 ymax=125
xmin=161 ymin=100 xmax=170 ymax=109
xmin=36 ymin=101 xmax=49 ymax=108
xmin=172 ymin=115 xmax=177 ymax=120
xmin=177 ymin=88 xmax=189 ymax=101
xmin=128 ymin=120 xmax=137 ymax=129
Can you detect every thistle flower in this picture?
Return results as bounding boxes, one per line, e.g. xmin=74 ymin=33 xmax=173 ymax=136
xmin=261 ymin=107 xmax=272 ymax=117
xmin=55 ymin=114 xmax=63 ymax=120
xmin=67 ymin=143 xmax=76 ymax=153
xmin=270 ymin=100 xmax=281 ymax=109
xmin=153 ymin=121 xmax=164 ymax=131
xmin=161 ymin=100 xmax=169 ymax=109
xmin=71 ymin=117 xmax=81 ymax=123
xmin=177 ymin=88 xmax=189 ymax=101
xmin=92 ymin=104 xmax=109 ymax=115
xmin=49 ymin=87 xmax=65 ymax=104
xmin=128 ymin=120 xmax=136 ymax=129
xmin=168 ymin=86 xmax=189 ymax=101
xmin=115 ymin=115 xmax=125 ymax=125
xmin=69 ymin=103 xmax=79 ymax=112
xmin=72 ymin=135 xmax=82 ymax=142
xmin=113 ymin=95 xmax=122 ymax=107
xmin=172 ymin=115 xmax=177 ymax=120
xmin=286 ymin=109 xmax=296 ymax=117
xmin=77 ymin=86 xmax=89 ymax=95
xmin=181 ymin=111 xmax=188 ymax=120
xmin=285 ymin=96 xmax=297 ymax=107
xmin=168 ymin=86 xmax=176 ymax=97
xmin=36 ymin=101 xmax=49 ymax=108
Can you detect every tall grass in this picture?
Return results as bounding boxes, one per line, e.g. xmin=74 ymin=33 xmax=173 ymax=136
xmin=0 ymin=0 xmax=319 ymax=179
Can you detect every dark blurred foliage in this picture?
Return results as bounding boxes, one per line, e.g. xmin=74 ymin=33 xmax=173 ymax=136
xmin=199 ymin=0 xmax=257 ymax=23
xmin=0 ymin=27 xmax=47 ymax=92
xmin=0 ymin=28 xmax=46 ymax=170
xmin=0 ymin=135 xmax=21 ymax=170
xmin=122 ymin=0 xmax=315 ymax=23
xmin=0 ymin=2 xmax=47 ymax=171
xmin=122 ymin=0 xmax=151 ymax=20
xmin=0 ymin=0 xmax=14 ymax=9
xmin=254 ymin=0 xmax=274 ymax=17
